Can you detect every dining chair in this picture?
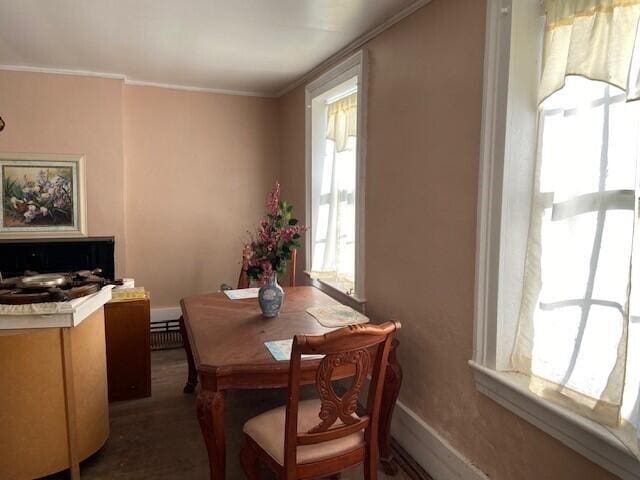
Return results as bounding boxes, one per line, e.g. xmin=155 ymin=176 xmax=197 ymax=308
xmin=180 ymin=249 xmax=298 ymax=393
xmin=240 ymin=320 xmax=401 ymax=480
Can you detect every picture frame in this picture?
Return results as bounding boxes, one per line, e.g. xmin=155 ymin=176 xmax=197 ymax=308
xmin=0 ymin=153 xmax=87 ymax=238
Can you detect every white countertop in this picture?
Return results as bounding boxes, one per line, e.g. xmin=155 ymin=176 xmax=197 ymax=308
xmin=0 ymin=285 xmax=113 ymax=330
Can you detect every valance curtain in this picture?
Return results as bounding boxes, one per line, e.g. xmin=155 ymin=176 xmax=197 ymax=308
xmin=539 ymin=0 xmax=640 ymax=104
xmin=325 ymin=93 xmax=357 ymax=152
xmin=513 ymin=0 xmax=640 ymax=456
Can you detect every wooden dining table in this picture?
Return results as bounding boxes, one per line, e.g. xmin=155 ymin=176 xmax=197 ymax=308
xmin=180 ymin=286 xmax=403 ymax=480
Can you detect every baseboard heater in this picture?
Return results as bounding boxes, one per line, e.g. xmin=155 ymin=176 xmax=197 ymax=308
xmin=150 ymin=319 xmax=182 ymax=350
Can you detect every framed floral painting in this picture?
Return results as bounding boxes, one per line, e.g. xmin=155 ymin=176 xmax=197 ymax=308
xmin=0 ymin=153 xmax=87 ymax=238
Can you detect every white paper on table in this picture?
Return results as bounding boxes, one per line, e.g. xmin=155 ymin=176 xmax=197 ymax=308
xmin=264 ymin=339 xmax=324 ymax=361
xmin=223 ymin=288 xmax=260 ymax=300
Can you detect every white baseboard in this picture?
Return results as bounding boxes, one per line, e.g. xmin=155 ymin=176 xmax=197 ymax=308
xmin=391 ymin=400 xmax=489 ymax=480
xmin=150 ymin=307 xmax=182 ymax=323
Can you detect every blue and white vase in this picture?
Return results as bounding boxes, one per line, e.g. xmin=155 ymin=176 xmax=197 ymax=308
xmin=259 ymin=272 xmax=284 ymax=318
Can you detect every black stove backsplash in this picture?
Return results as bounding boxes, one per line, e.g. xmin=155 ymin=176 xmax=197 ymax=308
xmin=0 ymin=237 xmax=115 ymax=280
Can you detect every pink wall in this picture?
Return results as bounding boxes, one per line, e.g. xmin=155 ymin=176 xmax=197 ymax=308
xmin=0 ymin=71 xmax=280 ymax=306
xmin=123 ymin=85 xmax=280 ymax=305
xmin=0 ymin=2 xmax=622 ymax=476
xmin=0 ymin=71 xmax=127 ymax=273
xmin=278 ymin=1 xmax=616 ymax=478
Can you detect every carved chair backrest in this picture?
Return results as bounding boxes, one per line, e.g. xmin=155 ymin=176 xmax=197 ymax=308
xmin=284 ymin=321 xmax=401 ymax=471
xmin=237 ymin=248 xmax=297 ymax=289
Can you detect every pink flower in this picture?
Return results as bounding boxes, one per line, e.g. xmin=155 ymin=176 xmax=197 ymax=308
xmin=257 ymin=219 xmax=271 ymax=243
xmin=241 ymin=244 xmax=253 ymax=270
xmin=280 ymin=224 xmax=306 ymax=242
xmin=266 ymin=182 xmax=280 ymax=215
xmin=242 ymin=181 xmax=307 ymax=283
xmin=259 ymin=260 xmax=273 ymax=283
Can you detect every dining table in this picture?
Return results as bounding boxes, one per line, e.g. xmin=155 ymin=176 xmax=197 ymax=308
xmin=180 ymin=286 xmax=403 ymax=479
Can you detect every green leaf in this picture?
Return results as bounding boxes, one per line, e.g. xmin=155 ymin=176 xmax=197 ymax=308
xmin=288 ymin=218 xmax=298 ymax=225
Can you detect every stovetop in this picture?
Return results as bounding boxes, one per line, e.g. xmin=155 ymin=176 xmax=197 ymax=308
xmin=0 ymin=269 xmax=121 ymax=304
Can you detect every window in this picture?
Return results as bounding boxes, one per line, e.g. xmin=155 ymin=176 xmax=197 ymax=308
xmin=305 ymin=51 xmax=366 ymax=303
xmin=473 ymin=2 xmax=640 ymax=479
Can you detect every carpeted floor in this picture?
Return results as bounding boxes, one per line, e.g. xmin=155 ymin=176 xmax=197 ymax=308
xmin=43 ymin=348 xmax=414 ymax=480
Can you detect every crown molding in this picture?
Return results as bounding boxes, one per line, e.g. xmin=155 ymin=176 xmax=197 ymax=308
xmin=0 ymin=64 xmax=125 ymax=81
xmin=123 ymin=79 xmax=275 ymax=97
xmin=275 ymin=0 xmax=432 ymax=97
xmin=0 ymin=64 xmax=275 ymax=98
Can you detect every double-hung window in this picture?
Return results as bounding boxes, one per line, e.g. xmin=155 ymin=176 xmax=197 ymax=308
xmin=473 ymin=1 xmax=640 ymax=479
xmin=305 ymin=51 xmax=366 ymax=304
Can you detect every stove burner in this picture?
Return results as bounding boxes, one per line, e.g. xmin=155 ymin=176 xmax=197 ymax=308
xmin=0 ymin=269 xmax=121 ymax=304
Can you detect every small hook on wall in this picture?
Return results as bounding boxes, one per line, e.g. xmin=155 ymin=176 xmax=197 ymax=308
xmin=0 ymin=116 xmax=4 ymax=132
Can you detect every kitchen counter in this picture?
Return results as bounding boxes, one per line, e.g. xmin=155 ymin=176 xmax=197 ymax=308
xmin=0 ymin=285 xmax=113 ymax=330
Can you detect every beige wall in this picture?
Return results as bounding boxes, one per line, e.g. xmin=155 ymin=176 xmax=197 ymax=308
xmin=0 ymin=71 xmax=127 ymax=274
xmin=123 ymin=86 xmax=279 ymax=306
xmin=278 ymin=1 xmax=616 ymax=478
xmin=0 ymin=3 xmax=623 ymax=476
xmin=0 ymin=71 xmax=280 ymax=306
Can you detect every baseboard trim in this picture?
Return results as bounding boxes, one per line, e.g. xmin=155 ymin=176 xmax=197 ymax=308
xmin=391 ymin=438 xmax=433 ymax=480
xmin=391 ymin=400 xmax=489 ymax=480
xmin=150 ymin=307 xmax=182 ymax=323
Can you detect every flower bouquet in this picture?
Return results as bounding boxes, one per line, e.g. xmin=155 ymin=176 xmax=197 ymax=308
xmin=243 ymin=182 xmax=306 ymax=316
xmin=3 ymin=169 xmax=73 ymax=226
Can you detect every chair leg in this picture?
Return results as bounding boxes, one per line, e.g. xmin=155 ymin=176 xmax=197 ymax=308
xmin=364 ymin=451 xmax=378 ymax=480
xmin=240 ymin=442 xmax=260 ymax=480
xmin=179 ymin=315 xmax=198 ymax=393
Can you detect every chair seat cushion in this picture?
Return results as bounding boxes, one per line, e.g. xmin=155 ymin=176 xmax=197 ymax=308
xmin=243 ymin=399 xmax=365 ymax=465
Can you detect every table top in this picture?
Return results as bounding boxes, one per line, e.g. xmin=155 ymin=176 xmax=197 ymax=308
xmin=181 ymin=287 xmax=342 ymax=385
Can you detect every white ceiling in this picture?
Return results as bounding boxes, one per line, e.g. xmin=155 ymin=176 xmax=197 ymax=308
xmin=0 ymin=0 xmax=419 ymax=96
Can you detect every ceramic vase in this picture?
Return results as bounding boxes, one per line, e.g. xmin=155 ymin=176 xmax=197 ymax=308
xmin=258 ymin=272 xmax=284 ymax=318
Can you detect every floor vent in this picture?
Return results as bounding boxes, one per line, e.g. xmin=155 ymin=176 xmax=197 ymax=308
xmin=150 ymin=319 xmax=183 ymax=351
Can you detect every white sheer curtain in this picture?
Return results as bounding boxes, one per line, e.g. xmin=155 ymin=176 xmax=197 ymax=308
xmin=513 ymin=0 xmax=640 ymax=454
xmin=310 ymin=93 xmax=357 ymax=292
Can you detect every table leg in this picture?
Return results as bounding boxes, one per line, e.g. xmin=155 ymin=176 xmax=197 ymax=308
xmin=379 ymin=339 xmax=403 ymax=475
xmin=197 ymin=389 xmax=226 ymax=480
xmin=179 ymin=316 xmax=198 ymax=393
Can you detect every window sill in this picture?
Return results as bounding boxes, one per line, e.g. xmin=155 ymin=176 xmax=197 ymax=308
xmin=469 ymin=361 xmax=640 ymax=480
xmin=304 ymin=272 xmax=366 ymax=312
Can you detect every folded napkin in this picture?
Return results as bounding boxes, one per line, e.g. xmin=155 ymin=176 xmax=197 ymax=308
xmin=306 ymin=305 xmax=369 ymax=328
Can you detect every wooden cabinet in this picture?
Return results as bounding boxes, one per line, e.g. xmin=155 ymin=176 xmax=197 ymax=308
xmin=0 ymin=309 xmax=109 ymax=479
xmin=104 ymin=298 xmax=151 ymax=402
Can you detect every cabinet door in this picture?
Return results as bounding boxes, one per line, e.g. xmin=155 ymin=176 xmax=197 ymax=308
xmin=104 ymin=299 xmax=151 ymax=402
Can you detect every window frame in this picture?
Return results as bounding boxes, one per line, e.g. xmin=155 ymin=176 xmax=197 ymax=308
xmin=304 ymin=50 xmax=368 ymax=307
xmin=471 ymin=2 xmax=640 ymax=479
